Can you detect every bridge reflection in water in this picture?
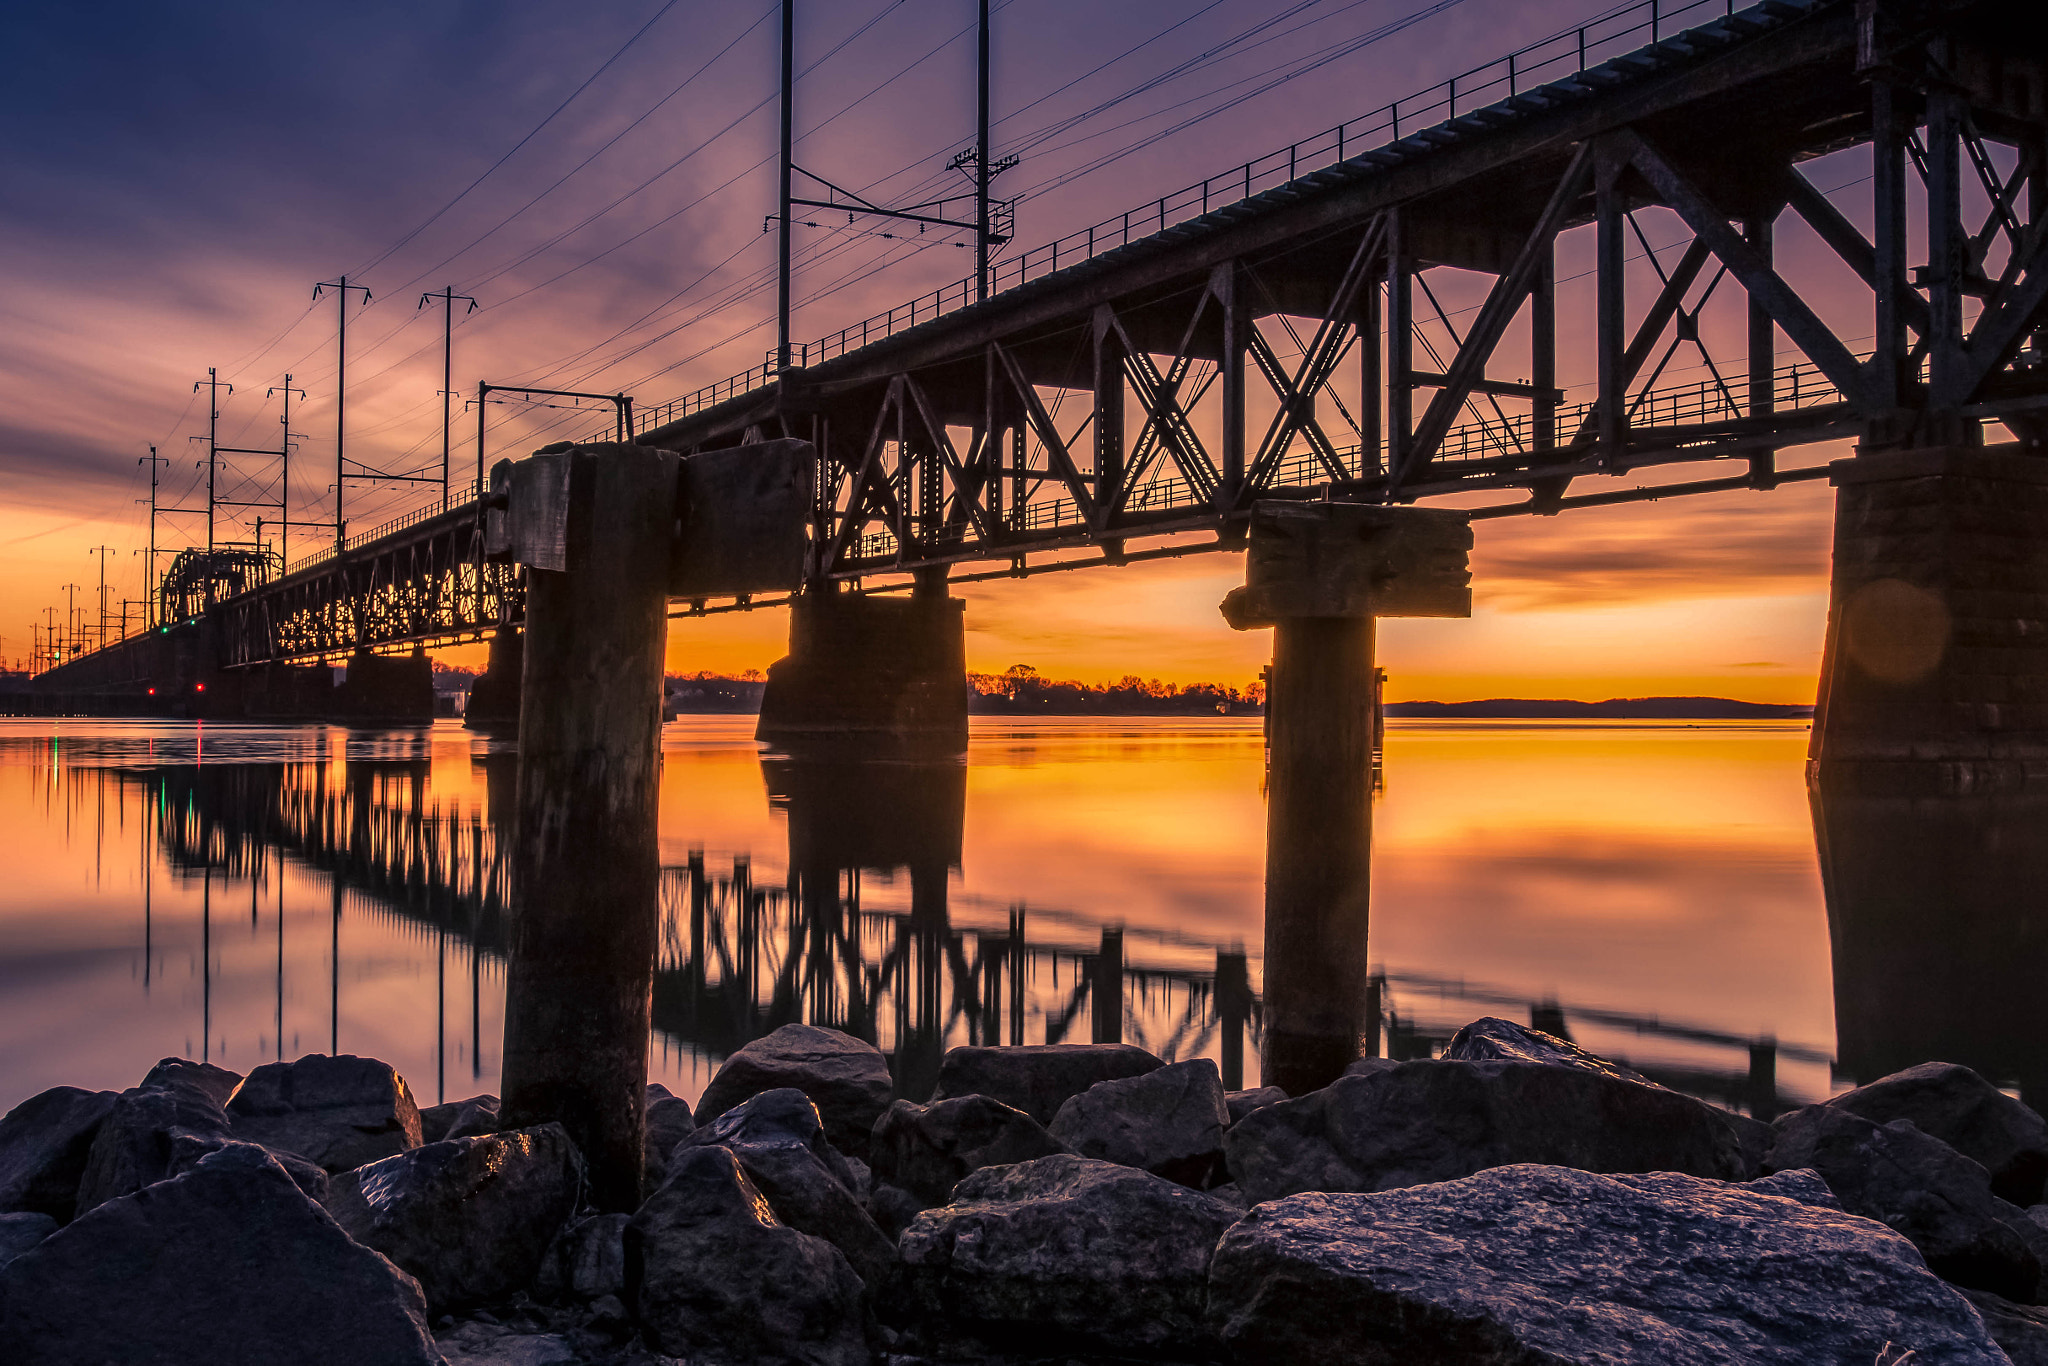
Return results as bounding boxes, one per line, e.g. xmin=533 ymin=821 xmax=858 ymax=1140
xmin=93 ymin=732 xmax=1940 ymax=1116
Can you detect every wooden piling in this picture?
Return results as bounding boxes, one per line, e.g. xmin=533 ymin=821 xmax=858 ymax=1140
xmin=500 ymin=445 xmax=677 ymax=1213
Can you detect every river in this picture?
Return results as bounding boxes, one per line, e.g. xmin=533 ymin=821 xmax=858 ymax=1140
xmin=0 ymin=713 xmax=2027 ymax=1117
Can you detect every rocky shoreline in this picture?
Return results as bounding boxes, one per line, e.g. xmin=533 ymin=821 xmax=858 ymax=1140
xmin=3 ymin=1020 xmax=2046 ymax=1363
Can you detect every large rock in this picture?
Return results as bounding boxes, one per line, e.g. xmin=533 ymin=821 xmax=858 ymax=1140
xmin=1225 ymin=1086 xmax=1288 ymax=1126
xmin=624 ymin=1145 xmax=868 ymax=1366
xmin=870 ymin=1095 xmax=1067 ymax=1208
xmin=73 ymin=1072 xmax=235 ymax=1215
xmin=441 ymin=1096 xmax=501 ymax=1143
xmin=415 ymin=1097 xmax=495 ymax=1146
xmin=644 ymin=1092 xmax=697 ymax=1188
xmin=694 ymin=1025 xmax=892 ymax=1161
xmin=678 ymin=1090 xmax=895 ymax=1293
xmin=1820 ymin=1062 xmax=2048 ymax=1206
xmin=1048 ymin=1057 xmax=1229 ymax=1188
xmin=1444 ymin=1016 xmax=1660 ymax=1086
xmin=141 ymin=1058 xmax=242 ymax=1107
xmin=1225 ymin=1059 xmax=1757 ymax=1206
xmin=930 ymin=1043 xmax=1163 ymax=1124
xmin=227 ymin=1054 xmax=423 ymax=1173
xmin=899 ymin=1153 xmax=1237 ymax=1357
xmin=0 ymin=1142 xmax=439 ymax=1365
xmin=327 ymin=1124 xmax=583 ymax=1314
xmin=1208 ymin=1163 xmax=2010 ymax=1365
xmin=1962 ymin=1289 xmax=2048 ymax=1366
xmin=0 ymin=1086 xmax=117 ymax=1221
xmin=0 ymin=1213 xmax=55 ymax=1269
xmin=1767 ymin=1106 xmax=2039 ymax=1300
xmin=536 ymin=1212 xmax=628 ymax=1303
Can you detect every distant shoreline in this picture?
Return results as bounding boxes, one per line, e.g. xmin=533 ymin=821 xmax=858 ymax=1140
xmin=658 ymin=690 xmax=1811 ymax=720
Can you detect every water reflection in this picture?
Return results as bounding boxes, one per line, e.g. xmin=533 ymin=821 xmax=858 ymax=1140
xmin=2 ymin=717 xmax=1985 ymax=1121
xmin=1812 ymin=777 xmax=2048 ymax=1110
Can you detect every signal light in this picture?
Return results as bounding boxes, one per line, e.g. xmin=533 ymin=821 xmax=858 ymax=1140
xmin=195 ymin=683 xmax=205 ymax=692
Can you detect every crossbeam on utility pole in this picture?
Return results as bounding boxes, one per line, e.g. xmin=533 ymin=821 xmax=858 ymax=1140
xmin=420 ymin=288 xmax=478 ymax=509
xmin=314 ymin=277 xmax=372 ymax=550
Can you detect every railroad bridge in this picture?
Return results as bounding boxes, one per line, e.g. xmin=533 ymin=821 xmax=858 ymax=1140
xmin=25 ymin=0 xmax=2048 ymax=1199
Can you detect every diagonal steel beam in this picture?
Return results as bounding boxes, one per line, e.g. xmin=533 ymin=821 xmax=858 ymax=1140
xmin=1781 ymin=167 xmax=1930 ymax=338
xmin=902 ymin=373 xmax=998 ymax=544
xmin=1618 ymin=128 xmax=1869 ymax=411
xmin=992 ymin=343 xmax=1099 ymax=524
xmin=1394 ymin=141 xmax=1594 ymax=490
xmin=1938 ymin=229 xmax=2048 ymax=408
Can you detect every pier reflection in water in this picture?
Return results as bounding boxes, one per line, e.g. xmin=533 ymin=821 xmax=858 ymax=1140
xmin=7 ymin=716 xmax=2034 ymax=1120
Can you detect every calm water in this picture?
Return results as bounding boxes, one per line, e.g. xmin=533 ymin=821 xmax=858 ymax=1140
xmin=0 ymin=713 xmax=2030 ymax=1116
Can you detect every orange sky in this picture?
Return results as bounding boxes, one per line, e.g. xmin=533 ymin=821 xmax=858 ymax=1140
xmin=0 ymin=0 xmax=1849 ymax=704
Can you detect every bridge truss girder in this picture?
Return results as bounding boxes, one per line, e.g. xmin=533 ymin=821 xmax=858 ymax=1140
xmin=645 ymin=0 xmax=2048 ymax=589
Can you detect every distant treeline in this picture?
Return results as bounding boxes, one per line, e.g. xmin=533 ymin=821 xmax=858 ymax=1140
xmin=1386 ymin=697 xmax=1812 ymax=719
xmin=968 ymin=666 xmax=1265 ymax=716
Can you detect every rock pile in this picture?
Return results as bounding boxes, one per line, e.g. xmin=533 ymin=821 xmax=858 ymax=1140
xmin=2 ymin=1019 xmax=2045 ymax=1364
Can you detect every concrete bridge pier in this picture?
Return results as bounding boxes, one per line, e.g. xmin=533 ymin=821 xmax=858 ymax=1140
xmin=463 ymin=624 xmax=523 ymax=729
xmin=1811 ymin=444 xmax=2048 ymax=791
xmin=756 ymin=576 xmax=970 ymax=756
xmin=500 ymin=445 xmax=678 ymax=1212
xmin=1222 ymin=502 xmax=1471 ymax=1094
xmin=337 ymin=646 xmax=434 ymax=723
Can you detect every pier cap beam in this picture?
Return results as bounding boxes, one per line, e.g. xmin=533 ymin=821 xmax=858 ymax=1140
xmin=1223 ymin=501 xmax=1470 ymax=1095
xmin=1220 ymin=502 xmax=1473 ymax=628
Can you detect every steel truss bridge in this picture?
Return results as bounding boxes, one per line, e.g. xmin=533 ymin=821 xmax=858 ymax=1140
xmin=108 ymin=751 xmax=1809 ymax=1107
xmin=42 ymin=0 xmax=2048 ymax=672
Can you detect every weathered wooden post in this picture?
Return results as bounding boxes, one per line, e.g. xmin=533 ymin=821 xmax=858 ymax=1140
xmin=497 ymin=442 xmax=677 ymax=1212
xmin=491 ymin=436 xmax=812 ymax=1211
xmin=1222 ymin=502 xmax=1470 ymax=1094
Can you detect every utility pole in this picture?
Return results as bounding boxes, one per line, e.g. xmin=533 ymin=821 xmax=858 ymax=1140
xmin=774 ymin=0 xmax=1011 ymax=357
xmin=59 ymin=584 xmax=83 ymax=661
xmin=193 ymin=370 xmax=231 ymax=551
xmin=313 ymin=277 xmax=372 ymax=551
xmin=777 ymin=0 xmax=795 ymax=374
xmin=138 ymin=448 xmax=167 ymax=627
xmin=269 ymin=377 xmax=306 ymax=558
xmin=87 ymin=546 xmax=117 ymax=650
xmin=419 ymin=289 xmax=478 ymax=508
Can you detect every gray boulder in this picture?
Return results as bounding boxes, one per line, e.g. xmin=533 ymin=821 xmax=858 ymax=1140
xmin=442 ymin=1096 xmax=501 ymax=1142
xmin=1962 ymin=1289 xmax=2048 ymax=1366
xmin=1208 ymin=1163 xmax=2010 ymax=1365
xmin=0 ymin=1086 xmax=117 ymax=1221
xmin=899 ymin=1153 xmax=1237 ymax=1357
xmin=1767 ymin=1106 xmax=2039 ymax=1300
xmin=694 ymin=1024 xmax=892 ymax=1161
xmin=418 ymin=1094 xmax=498 ymax=1145
xmin=870 ymin=1094 xmax=1067 ymax=1208
xmin=0 ymin=1143 xmax=439 ymax=1365
xmin=1226 ymin=1059 xmax=1756 ymax=1206
xmin=1225 ymin=1086 xmax=1288 ymax=1126
xmin=624 ymin=1145 xmax=868 ymax=1366
xmin=1444 ymin=1016 xmax=1661 ymax=1085
xmin=930 ymin=1043 xmax=1162 ymax=1124
xmin=142 ymin=1058 xmax=242 ymax=1107
xmin=226 ymin=1053 xmax=423 ymax=1173
xmin=1822 ymin=1062 xmax=2048 ymax=1206
xmin=73 ymin=1072 xmax=234 ymax=1215
xmin=536 ymin=1212 xmax=628 ymax=1303
xmin=0 ymin=1212 xmax=55 ymax=1269
xmin=1048 ymin=1057 xmax=1229 ymax=1188
xmin=677 ymin=1090 xmax=895 ymax=1293
xmin=327 ymin=1123 xmax=583 ymax=1315
xmin=643 ymin=1093 xmax=696 ymax=1188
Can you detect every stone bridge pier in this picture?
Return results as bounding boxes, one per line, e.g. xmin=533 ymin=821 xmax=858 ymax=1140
xmin=756 ymin=577 xmax=970 ymax=757
xmin=1811 ymin=444 xmax=2048 ymax=792
xmin=1222 ymin=502 xmax=1472 ymax=1094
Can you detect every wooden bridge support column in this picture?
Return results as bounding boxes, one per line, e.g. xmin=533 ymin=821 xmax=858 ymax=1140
xmin=500 ymin=445 xmax=677 ymax=1213
xmin=1811 ymin=445 xmax=2048 ymax=791
xmin=1222 ymin=502 xmax=1470 ymax=1094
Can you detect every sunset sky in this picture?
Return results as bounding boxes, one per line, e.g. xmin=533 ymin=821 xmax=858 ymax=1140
xmin=1 ymin=0 xmax=1849 ymax=703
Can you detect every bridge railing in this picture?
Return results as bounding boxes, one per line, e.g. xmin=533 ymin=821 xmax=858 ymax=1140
xmin=281 ymin=478 xmax=485 ymax=578
xmin=629 ymin=0 xmax=1767 ymax=435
